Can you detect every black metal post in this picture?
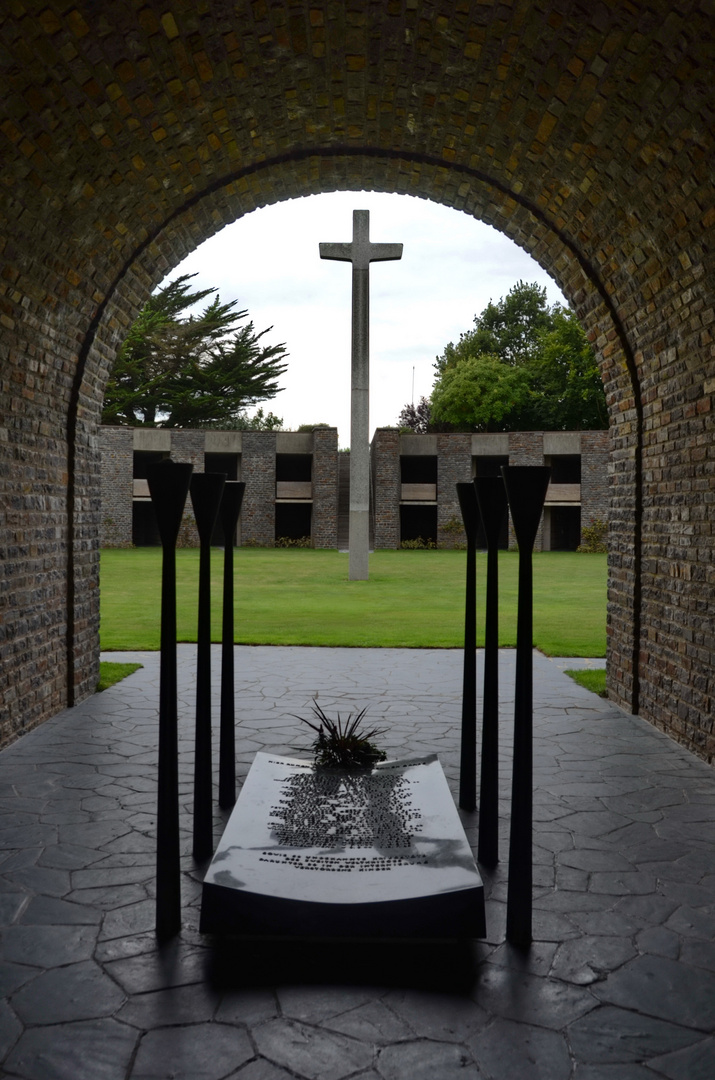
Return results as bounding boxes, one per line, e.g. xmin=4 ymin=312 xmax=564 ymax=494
xmin=456 ymin=482 xmax=480 ymax=811
xmin=473 ymin=476 xmax=508 ymax=867
xmin=147 ymin=459 xmax=194 ymax=940
xmin=218 ymin=481 xmax=245 ymax=809
xmin=501 ymin=465 xmax=551 ymax=947
xmin=190 ymin=472 xmax=226 ymax=862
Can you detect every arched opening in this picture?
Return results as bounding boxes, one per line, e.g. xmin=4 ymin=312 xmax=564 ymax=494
xmin=80 ymin=159 xmax=640 ymax=709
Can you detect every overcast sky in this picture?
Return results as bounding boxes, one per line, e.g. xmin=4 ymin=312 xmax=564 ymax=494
xmin=163 ymin=191 xmax=567 ymax=448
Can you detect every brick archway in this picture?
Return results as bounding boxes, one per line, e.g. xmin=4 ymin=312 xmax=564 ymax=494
xmin=1 ymin=3 xmax=712 ymax=759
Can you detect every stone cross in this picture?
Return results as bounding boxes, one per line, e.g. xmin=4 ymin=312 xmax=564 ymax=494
xmin=320 ymin=210 xmax=403 ymax=580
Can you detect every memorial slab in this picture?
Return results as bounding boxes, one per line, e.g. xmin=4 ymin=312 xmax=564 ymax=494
xmin=200 ymin=753 xmax=485 ymax=939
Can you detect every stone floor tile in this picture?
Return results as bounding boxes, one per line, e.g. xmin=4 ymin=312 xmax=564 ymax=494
xmin=98 ymin=898 xmax=156 ymax=941
xmin=647 ymin=1037 xmax=715 ymax=1080
xmin=664 ymin=904 xmax=715 ymax=940
xmin=117 ymin=980 xmax=222 ymax=1028
xmin=215 ymin=988 xmax=280 ymax=1026
xmin=131 ymin=1023 xmax=253 ymax=1079
xmin=103 ymin=944 xmax=208 ymax=994
xmin=2 ymin=924 xmax=97 ymax=968
xmin=591 ymin=955 xmax=715 ymax=1030
xmin=634 ymin=925 xmax=681 ymax=959
xmin=231 ymin=1059 xmax=305 ymax=1080
xmin=277 ymin=985 xmax=378 ymax=1024
xmin=11 ymin=958 xmax=126 ymax=1024
xmin=0 ymin=999 xmax=21 ymax=1060
xmin=588 ymin=872 xmax=657 ymax=896
xmin=0 ymin=824 xmax=57 ymax=848
xmin=468 ymin=1017 xmax=571 ymax=1079
xmin=530 ymin=907 xmax=585 ymax=942
xmin=0 ymin=961 xmax=39 ymax=997
xmin=566 ymin=1004 xmax=702 ymax=1063
xmin=324 ymin=1000 xmax=414 ymax=1044
xmin=474 ymin=964 xmax=597 ymax=1029
xmin=19 ymin=895 xmax=101 ymax=926
xmin=5 ymin=866 xmax=71 ymax=898
xmin=4 ymin=1018 xmax=138 ymax=1080
xmin=57 ymin=820 xmax=132 ymax=849
xmin=376 ymin=1039 xmax=482 ymax=1080
xmin=93 ymin=930 xmax=161 ymax=964
xmin=572 ymin=1065 xmax=664 ymax=1079
xmin=382 ymin=988 xmax=490 ymax=1043
xmin=36 ymin=842 xmax=106 ymax=870
xmin=0 ymin=892 xmax=29 ymax=925
xmin=550 ymin=936 xmax=637 ymax=985
xmin=253 ymin=1018 xmax=374 ymax=1080
xmin=484 ymin=941 xmax=557 ymax=978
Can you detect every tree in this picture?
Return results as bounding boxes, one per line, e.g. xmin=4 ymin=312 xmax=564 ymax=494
xmin=397 ymin=396 xmax=432 ymax=432
xmin=431 ymin=356 xmax=531 ymax=432
xmin=102 ymin=274 xmax=288 ymax=427
xmin=202 ymin=407 xmax=284 ymax=431
xmin=430 ymin=281 xmax=607 ymax=431
xmin=434 ymin=280 xmax=553 ymax=377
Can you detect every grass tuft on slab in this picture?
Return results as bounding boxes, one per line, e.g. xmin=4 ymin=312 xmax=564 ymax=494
xmin=564 ymin=668 xmax=607 ymax=697
xmin=97 ymin=661 xmax=143 ymax=692
xmin=100 ymin=548 xmax=606 ymax=657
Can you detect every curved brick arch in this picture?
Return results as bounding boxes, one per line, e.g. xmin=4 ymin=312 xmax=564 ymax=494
xmin=1 ymin=2 xmax=712 ymax=760
xmin=77 ymin=147 xmax=644 ymax=702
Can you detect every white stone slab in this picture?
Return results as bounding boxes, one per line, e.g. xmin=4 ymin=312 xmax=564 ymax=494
xmin=200 ymin=752 xmax=486 ymax=938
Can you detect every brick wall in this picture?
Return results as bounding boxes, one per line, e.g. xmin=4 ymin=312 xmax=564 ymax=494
xmin=170 ymin=431 xmax=204 ymax=547
xmin=437 ymin=434 xmax=472 ymax=548
xmin=241 ymin=433 xmax=277 ymax=546
xmin=312 ymin=427 xmax=338 ymax=549
xmin=581 ymin=431 xmax=610 ymax=540
xmin=371 ymin=429 xmax=400 ymax=549
xmin=100 ymin=427 xmax=133 ymax=547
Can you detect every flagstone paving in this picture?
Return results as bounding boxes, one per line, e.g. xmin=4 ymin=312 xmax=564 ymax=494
xmin=0 ymin=646 xmax=713 ymax=1079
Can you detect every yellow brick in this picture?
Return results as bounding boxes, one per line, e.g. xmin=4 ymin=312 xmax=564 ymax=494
xmin=161 ymin=13 xmax=180 ymax=40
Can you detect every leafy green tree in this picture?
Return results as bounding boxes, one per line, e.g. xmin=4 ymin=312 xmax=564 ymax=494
xmin=430 ymin=281 xmax=607 ymax=431
xmin=431 ymin=355 xmax=531 ymax=432
xmin=526 ymin=306 xmax=608 ymax=429
xmin=102 ymin=274 xmax=288 ymax=427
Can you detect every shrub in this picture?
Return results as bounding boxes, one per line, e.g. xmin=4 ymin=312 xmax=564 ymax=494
xmin=275 ymin=535 xmax=312 ymax=548
xmin=400 ymin=536 xmax=438 ymax=550
xmin=577 ymin=518 xmax=608 ymax=553
xmin=295 ymin=702 xmax=387 ymax=769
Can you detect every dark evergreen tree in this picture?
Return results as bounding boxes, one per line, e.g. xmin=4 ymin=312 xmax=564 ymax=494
xmin=102 ymin=274 xmax=288 ymax=427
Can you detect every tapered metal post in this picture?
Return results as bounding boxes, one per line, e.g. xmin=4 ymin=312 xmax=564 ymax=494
xmin=190 ymin=472 xmax=226 ymax=862
xmin=473 ymin=476 xmax=508 ymax=868
xmin=147 ymin=459 xmax=194 ymax=940
xmin=218 ymin=481 xmax=245 ymax=809
xmin=501 ymin=465 xmax=551 ymax=947
xmin=456 ymin=482 xmax=480 ymax=811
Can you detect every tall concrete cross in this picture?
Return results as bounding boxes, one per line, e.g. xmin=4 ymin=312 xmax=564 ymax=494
xmin=320 ymin=210 xmax=403 ymax=580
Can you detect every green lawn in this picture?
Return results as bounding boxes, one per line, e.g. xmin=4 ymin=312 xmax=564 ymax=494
xmin=564 ymin=668 xmax=608 ymax=696
xmin=100 ymin=548 xmax=606 ymax=656
xmin=97 ymin=661 xmax=143 ymax=691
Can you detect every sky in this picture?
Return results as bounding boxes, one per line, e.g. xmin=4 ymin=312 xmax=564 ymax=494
xmin=163 ymin=191 xmax=567 ymax=448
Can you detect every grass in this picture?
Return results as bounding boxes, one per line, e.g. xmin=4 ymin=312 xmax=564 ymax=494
xmin=100 ymin=548 xmax=606 ymax=657
xmin=96 ymin=661 xmax=143 ymax=692
xmin=564 ymin=668 xmax=608 ymax=696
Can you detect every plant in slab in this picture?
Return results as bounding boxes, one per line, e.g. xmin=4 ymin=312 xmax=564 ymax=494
xmin=295 ymin=702 xmax=387 ymax=769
